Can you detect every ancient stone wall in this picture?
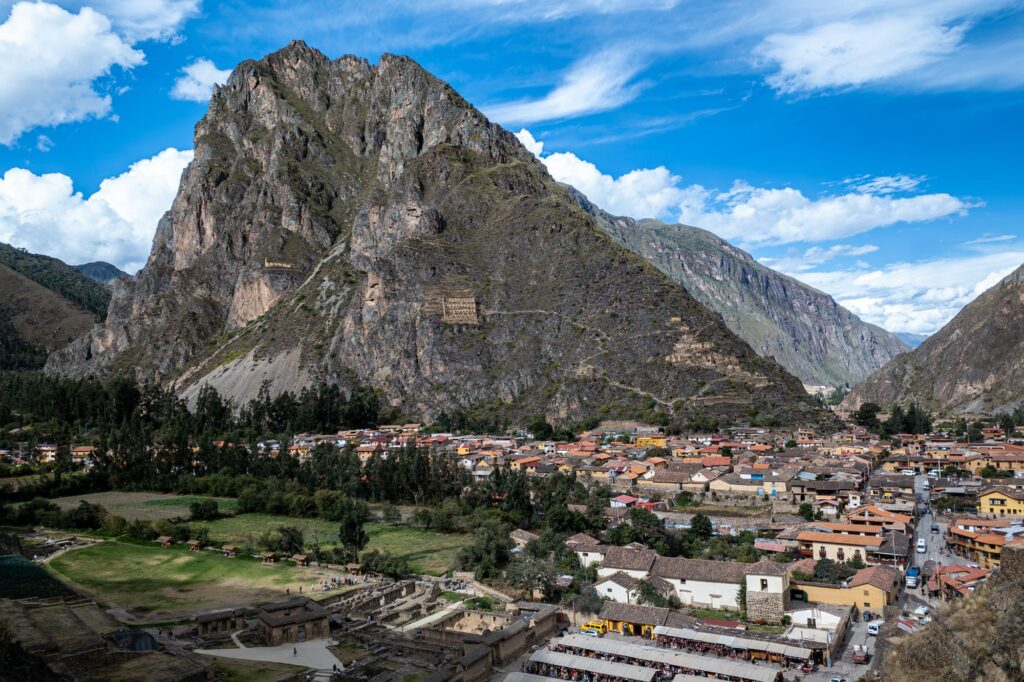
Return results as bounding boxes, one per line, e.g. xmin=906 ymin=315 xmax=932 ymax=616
xmin=745 ymin=589 xmax=785 ymax=624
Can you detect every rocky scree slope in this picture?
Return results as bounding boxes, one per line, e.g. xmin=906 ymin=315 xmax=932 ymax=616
xmin=844 ymin=262 xmax=1024 ymax=414
xmin=572 ymin=196 xmax=908 ymax=387
xmin=47 ymin=41 xmax=823 ymax=427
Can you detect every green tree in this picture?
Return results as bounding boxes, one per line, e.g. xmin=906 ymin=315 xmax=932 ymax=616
xmin=337 ymin=498 xmax=370 ymax=557
xmin=527 ymin=416 xmax=555 ymax=440
xmin=189 ymin=499 xmax=219 ymax=521
xmin=689 ymin=513 xmax=713 ymax=541
xmin=277 ymin=526 xmax=305 ymax=555
xmin=360 ymin=550 xmax=411 ymax=579
xmin=853 ymin=402 xmax=881 ymax=429
xmin=798 ymin=503 xmax=815 ymax=521
xmin=506 ymin=554 xmax=560 ymax=601
xmin=634 ymin=579 xmax=668 ymax=607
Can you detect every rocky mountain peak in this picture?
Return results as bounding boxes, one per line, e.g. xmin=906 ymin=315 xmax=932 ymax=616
xmin=47 ymin=43 xmax=824 ymax=428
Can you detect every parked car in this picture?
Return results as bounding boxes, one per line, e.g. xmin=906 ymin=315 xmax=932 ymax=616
xmin=917 ymin=538 xmax=927 ymax=553
xmin=931 ymin=523 xmax=940 ymax=533
xmin=867 ymin=619 xmax=885 ymax=636
xmin=906 ymin=566 xmax=920 ymax=588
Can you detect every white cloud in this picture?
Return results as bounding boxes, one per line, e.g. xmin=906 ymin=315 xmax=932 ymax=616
xmin=546 ymin=151 xmax=686 ymax=219
xmin=791 ymin=251 xmax=1024 ymax=334
xmin=756 ymin=15 xmax=967 ymax=94
xmin=964 ymin=233 xmax=1015 ymax=245
xmin=843 ymin=174 xmax=926 ymax=195
xmin=514 ymin=129 xmax=544 ymax=156
xmin=78 ymin=0 xmax=202 ymax=42
xmin=35 ymin=135 xmax=54 ymax=152
xmin=760 ymin=243 xmax=879 ymax=273
xmin=0 ymin=148 xmax=192 ymax=272
xmin=677 ymin=180 xmax=972 ymax=246
xmin=486 ymin=49 xmax=646 ymax=124
xmin=170 ymin=58 xmax=232 ymax=102
xmin=0 ymin=2 xmax=144 ymax=145
xmin=519 ymin=128 xmax=973 ymax=241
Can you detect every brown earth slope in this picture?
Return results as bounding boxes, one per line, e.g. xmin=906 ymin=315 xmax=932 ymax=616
xmin=844 ymin=263 xmax=1024 ymax=415
xmin=0 ymin=264 xmax=96 ymax=369
xmin=881 ymin=545 xmax=1024 ymax=681
xmin=47 ymin=41 xmax=824 ymax=427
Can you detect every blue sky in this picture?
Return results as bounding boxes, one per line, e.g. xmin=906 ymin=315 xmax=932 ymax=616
xmin=0 ymin=1 xmax=1022 ymax=335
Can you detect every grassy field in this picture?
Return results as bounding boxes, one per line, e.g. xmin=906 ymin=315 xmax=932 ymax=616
xmin=48 ymin=491 xmax=238 ymax=520
xmin=47 ymin=540 xmax=335 ymax=615
xmin=195 ymin=514 xmax=471 ymax=575
xmin=212 ymin=659 xmax=308 ymax=682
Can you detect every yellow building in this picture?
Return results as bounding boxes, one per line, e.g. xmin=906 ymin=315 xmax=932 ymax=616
xmin=945 ymin=518 xmax=1024 ymax=569
xmin=979 ymin=487 xmax=1024 ymax=517
xmin=598 ymin=602 xmax=673 ymax=639
xmin=790 ymin=565 xmax=900 ymax=610
xmin=635 ymin=436 xmax=668 ymax=448
xmin=964 ymin=453 xmax=1024 ymax=475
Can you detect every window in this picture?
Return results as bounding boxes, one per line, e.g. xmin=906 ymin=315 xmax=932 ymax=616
xmin=760 ymin=579 xmax=768 ymax=591
xmin=837 ymin=547 xmax=845 ymax=561
xmin=863 ymin=590 xmax=869 ymax=596
xmin=819 ymin=546 xmax=827 ymax=559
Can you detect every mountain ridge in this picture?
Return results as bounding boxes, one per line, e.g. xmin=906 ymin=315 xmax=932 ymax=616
xmin=844 ymin=262 xmax=1024 ymax=414
xmin=46 ymin=41 xmax=825 ymax=428
xmin=568 ymin=192 xmax=909 ymax=387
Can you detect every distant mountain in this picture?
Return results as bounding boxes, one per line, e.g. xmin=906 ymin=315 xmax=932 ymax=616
xmin=0 ymin=243 xmax=110 ymax=318
xmin=571 ymin=196 xmax=909 ymax=387
xmin=74 ymin=261 xmax=131 ymax=285
xmin=895 ymin=332 xmax=929 ymax=349
xmin=845 ymin=263 xmax=1024 ymax=414
xmin=46 ymin=42 xmax=825 ymax=429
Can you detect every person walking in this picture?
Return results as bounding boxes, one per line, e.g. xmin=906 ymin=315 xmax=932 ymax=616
xmin=293 ymin=646 xmax=297 ymax=657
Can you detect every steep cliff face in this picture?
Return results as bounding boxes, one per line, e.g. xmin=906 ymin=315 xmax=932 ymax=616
xmin=47 ymin=41 xmax=823 ymax=427
xmin=572 ymin=198 xmax=908 ymax=387
xmin=844 ymin=263 xmax=1024 ymax=415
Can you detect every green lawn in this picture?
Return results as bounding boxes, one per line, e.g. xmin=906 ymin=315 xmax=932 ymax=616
xmin=195 ymin=514 xmax=471 ymax=575
xmin=47 ymin=540 xmax=332 ymax=615
xmin=687 ymin=607 xmax=786 ymax=634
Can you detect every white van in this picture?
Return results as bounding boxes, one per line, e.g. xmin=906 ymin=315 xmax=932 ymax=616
xmin=867 ymin=619 xmax=884 ymax=636
xmin=917 ymin=538 xmax=927 ymax=553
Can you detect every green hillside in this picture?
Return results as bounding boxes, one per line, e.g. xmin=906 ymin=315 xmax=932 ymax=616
xmin=0 ymin=243 xmax=111 ymax=319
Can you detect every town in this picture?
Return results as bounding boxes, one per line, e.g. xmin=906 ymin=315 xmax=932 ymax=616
xmin=3 ymin=395 xmax=1023 ymax=682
